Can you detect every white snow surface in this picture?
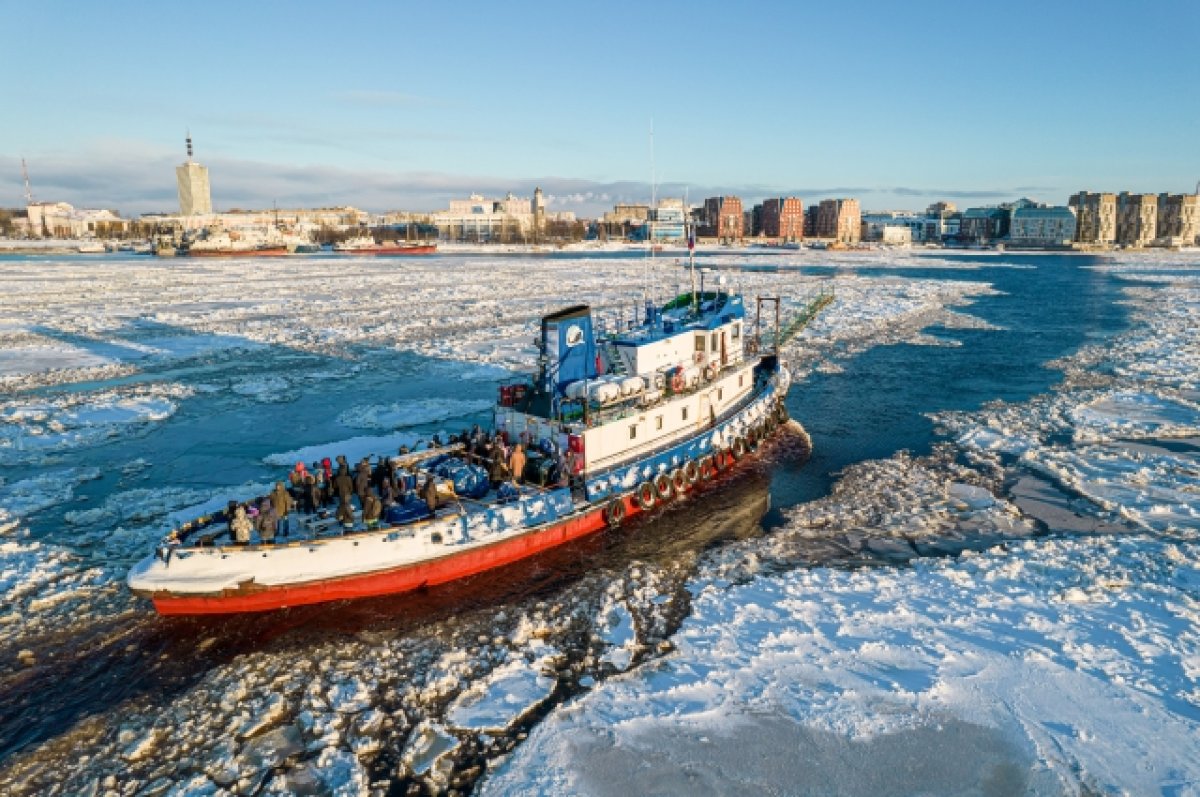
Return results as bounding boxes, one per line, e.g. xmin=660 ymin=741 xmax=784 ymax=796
xmin=2 ymin=252 xmax=1199 ymax=796
xmin=481 ymin=259 xmax=1200 ymax=794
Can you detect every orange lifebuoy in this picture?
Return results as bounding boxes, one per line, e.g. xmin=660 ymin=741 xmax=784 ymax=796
xmin=704 ymin=363 xmax=718 ymax=382
xmin=671 ymin=373 xmax=684 ymax=392
xmin=693 ymin=351 xmax=704 ymax=364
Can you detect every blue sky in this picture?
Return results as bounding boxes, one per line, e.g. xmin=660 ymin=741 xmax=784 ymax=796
xmin=2 ymin=0 xmax=1198 ymax=216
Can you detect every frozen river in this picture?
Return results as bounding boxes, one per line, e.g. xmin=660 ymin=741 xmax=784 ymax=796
xmin=0 ymin=250 xmax=1196 ymax=795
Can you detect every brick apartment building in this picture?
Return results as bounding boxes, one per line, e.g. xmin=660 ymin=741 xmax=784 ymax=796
xmin=702 ymin=196 xmax=744 ymax=240
xmin=760 ymin=197 xmax=804 ymax=239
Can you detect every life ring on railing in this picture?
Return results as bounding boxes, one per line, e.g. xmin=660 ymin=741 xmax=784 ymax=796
xmin=731 ymin=437 xmax=747 ymax=460
xmin=604 ymin=498 xmax=626 ymax=527
xmin=654 ymin=472 xmax=673 ymax=501
xmin=636 ymin=481 xmax=657 ymax=511
xmin=684 ymin=460 xmax=701 ymax=484
xmin=693 ymin=351 xmax=704 ymax=364
xmin=698 ymin=455 xmax=715 ymax=480
xmin=671 ymin=373 xmax=685 ymax=393
xmin=671 ymin=468 xmax=687 ymax=493
xmin=704 ymin=362 xmax=718 ymax=382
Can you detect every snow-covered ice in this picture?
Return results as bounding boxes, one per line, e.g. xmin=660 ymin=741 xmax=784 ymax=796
xmin=1 ymin=251 xmax=1199 ymax=796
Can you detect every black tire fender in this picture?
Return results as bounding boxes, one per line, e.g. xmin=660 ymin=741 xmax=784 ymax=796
xmin=636 ymin=482 xmax=657 ymax=511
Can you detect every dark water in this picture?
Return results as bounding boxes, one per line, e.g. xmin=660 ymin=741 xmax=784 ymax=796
xmin=769 ymin=254 xmax=1130 ymax=512
xmin=0 ymin=253 xmax=1136 ymax=772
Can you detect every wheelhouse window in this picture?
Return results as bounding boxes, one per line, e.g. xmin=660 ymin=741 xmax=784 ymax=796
xmin=731 ymin=323 xmax=741 ymax=340
xmin=695 ymin=335 xmax=706 ymax=353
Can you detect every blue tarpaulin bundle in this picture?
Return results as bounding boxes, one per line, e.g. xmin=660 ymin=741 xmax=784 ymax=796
xmin=385 ymin=503 xmax=432 ymax=525
xmin=432 ymin=458 xmax=490 ymax=499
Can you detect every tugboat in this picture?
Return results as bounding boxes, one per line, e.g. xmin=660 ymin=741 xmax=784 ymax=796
xmin=127 ymin=282 xmax=826 ymax=615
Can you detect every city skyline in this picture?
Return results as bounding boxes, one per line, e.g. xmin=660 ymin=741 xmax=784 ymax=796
xmin=2 ymin=0 xmax=1199 ymax=216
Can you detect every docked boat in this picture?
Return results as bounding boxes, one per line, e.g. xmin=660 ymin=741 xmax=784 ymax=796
xmin=77 ymin=242 xmax=105 ymax=253
xmin=127 ymin=286 xmax=817 ymax=615
xmin=333 ymin=235 xmax=437 ymax=255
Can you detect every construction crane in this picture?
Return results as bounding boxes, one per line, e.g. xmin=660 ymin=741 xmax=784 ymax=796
xmin=21 ymin=158 xmax=34 ymax=205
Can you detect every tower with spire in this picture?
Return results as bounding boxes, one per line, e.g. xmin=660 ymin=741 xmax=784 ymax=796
xmin=175 ymin=132 xmax=213 ymax=216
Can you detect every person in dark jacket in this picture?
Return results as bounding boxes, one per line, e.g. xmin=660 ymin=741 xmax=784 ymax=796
xmin=269 ymin=481 xmax=295 ymax=537
xmin=487 ymin=442 xmax=508 ymax=489
xmin=335 ymin=454 xmax=349 ymax=479
xmin=257 ymin=498 xmax=278 ymax=543
xmin=421 ymin=475 xmax=440 ymax=512
xmin=333 ymin=469 xmax=354 ymax=505
xmin=362 ymin=490 xmax=382 ymax=529
xmin=304 ymin=472 xmax=320 ymax=515
xmin=354 ymin=459 xmax=371 ymax=506
xmin=379 ymin=475 xmax=397 ymax=507
xmin=335 ymin=497 xmax=356 ymax=530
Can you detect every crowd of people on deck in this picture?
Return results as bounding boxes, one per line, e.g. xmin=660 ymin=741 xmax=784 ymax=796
xmin=221 ymin=425 xmax=582 ymax=546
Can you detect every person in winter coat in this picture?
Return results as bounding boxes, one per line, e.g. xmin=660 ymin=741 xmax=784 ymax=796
xmin=257 ymin=498 xmax=278 ymax=543
xmin=335 ymin=454 xmax=349 ymax=479
xmin=269 ymin=481 xmax=295 ymax=537
xmin=333 ymin=469 xmax=354 ymax=505
xmin=421 ymin=475 xmax=440 ymax=512
xmin=354 ymin=460 xmax=372 ymax=506
xmin=509 ymin=443 xmax=527 ymax=485
xmin=335 ymin=497 xmax=356 ymax=530
xmin=487 ymin=442 xmax=508 ymax=489
xmin=289 ymin=462 xmax=308 ymax=497
xmin=362 ymin=490 xmax=382 ymax=529
xmin=304 ymin=472 xmax=321 ymax=515
xmin=230 ymin=505 xmax=252 ymax=545
xmin=379 ymin=475 xmax=397 ymax=507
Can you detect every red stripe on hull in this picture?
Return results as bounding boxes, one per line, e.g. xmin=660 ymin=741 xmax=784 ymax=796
xmin=148 ymin=444 xmax=762 ymax=615
xmin=152 ymin=497 xmax=635 ymax=615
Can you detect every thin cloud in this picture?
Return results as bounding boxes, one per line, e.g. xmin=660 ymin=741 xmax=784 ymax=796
xmin=0 ymin=152 xmax=1072 ymax=218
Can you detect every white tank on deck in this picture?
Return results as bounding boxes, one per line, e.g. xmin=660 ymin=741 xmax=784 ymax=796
xmin=643 ymin=372 xmax=666 ymax=391
xmin=619 ymin=376 xmax=645 ymax=396
xmin=588 ymin=380 xmax=621 ymax=404
xmin=564 ymin=380 xmax=589 ymax=401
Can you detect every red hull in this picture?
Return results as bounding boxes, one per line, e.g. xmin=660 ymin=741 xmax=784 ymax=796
xmin=152 ymin=499 xmax=621 ymax=615
xmin=148 ymin=448 xmax=750 ymax=616
xmin=187 ymin=247 xmax=289 ymax=257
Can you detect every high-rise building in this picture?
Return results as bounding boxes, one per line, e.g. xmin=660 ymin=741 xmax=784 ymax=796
xmin=1156 ymin=193 xmax=1200 ymax=245
xmin=175 ymin=134 xmax=212 ymax=216
xmin=1069 ymin=192 xmax=1116 ymax=245
xmin=702 ymin=196 xmax=744 ymax=240
xmin=815 ymin=198 xmax=860 ymax=243
xmin=761 ymin=197 xmax=805 ymax=240
xmin=1009 ymin=205 xmax=1077 ymax=247
xmin=1116 ymin=192 xmax=1158 ymax=247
